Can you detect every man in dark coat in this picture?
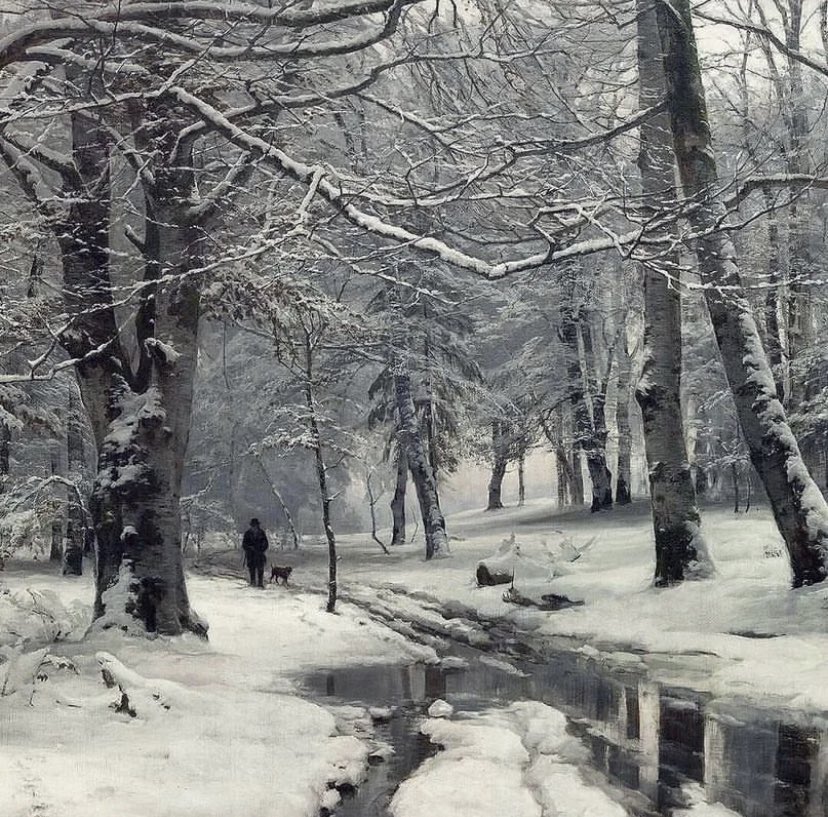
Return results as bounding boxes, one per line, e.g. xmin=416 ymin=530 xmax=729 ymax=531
xmin=242 ymin=518 xmax=269 ymax=587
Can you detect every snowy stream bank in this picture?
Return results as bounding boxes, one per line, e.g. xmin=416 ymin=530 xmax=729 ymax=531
xmin=301 ymin=644 xmax=827 ymax=817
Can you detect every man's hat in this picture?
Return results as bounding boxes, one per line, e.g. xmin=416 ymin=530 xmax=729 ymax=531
xmin=250 ymin=518 xmax=260 ymax=526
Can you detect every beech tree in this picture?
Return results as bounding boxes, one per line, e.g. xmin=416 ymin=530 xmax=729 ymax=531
xmin=656 ymin=0 xmax=828 ymax=586
xmin=634 ymin=0 xmax=713 ymax=585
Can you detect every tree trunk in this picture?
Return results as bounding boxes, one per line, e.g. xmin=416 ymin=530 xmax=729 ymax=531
xmin=556 ymin=451 xmax=569 ymax=506
xmin=250 ymin=449 xmax=300 ymax=550
xmin=560 ymin=306 xmax=612 ymax=512
xmin=657 ymin=0 xmax=828 ymax=586
xmin=517 ymin=452 xmax=526 ymax=507
xmin=303 ymin=337 xmax=337 ymax=613
xmin=540 ymin=409 xmax=575 ymax=506
xmin=486 ymin=421 xmax=509 ymax=511
xmin=581 ymin=317 xmax=614 ymax=510
xmin=391 ymin=300 xmax=447 ymax=560
xmin=760 ymin=189 xmax=785 ymax=402
xmin=0 ymin=421 xmax=9 ymax=486
xmin=365 ymin=472 xmax=390 ymax=554
xmin=635 ymin=0 xmax=712 ymax=585
xmin=782 ymin=0 xmax=813 ymax=414
xmin=570 ymin=447 xmax=585 ymax=506
xmin=91 ymin=200 xmax=202 ymax=634
xmin=63 ymin=386 xmax=86 ymax=576
xmin=49 ymin=453 xmax=63 ymax=563
xmin=616 ymin=342 xmax=634 ymax=506
xmin=390 ymin=446 xmax=408 ymax=545
xmin=58 ymin=112 xmax=125 ymax=449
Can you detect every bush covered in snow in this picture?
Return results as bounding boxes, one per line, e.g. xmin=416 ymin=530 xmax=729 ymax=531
xmin=0 ymin=584 xmax=88 ymax=650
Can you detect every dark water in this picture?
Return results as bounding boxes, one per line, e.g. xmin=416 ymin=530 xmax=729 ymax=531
xmin=303 ymin=649 xmax=828 ymax=817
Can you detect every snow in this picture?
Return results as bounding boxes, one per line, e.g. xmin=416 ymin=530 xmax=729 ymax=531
xmin=392 ymin=701 xmax=626 ymax=817
xmin=273 ymin=499 xmax=828 ymax=715
xmin=4 ymin=499 xmax=828 ymax=816
xmin=427 ymin=698 xmax=454 ymax=718
xmin=0 ymin=569 xmax=434 ymax=817
xmin=145 ymin=337 xmax=182 ymax=365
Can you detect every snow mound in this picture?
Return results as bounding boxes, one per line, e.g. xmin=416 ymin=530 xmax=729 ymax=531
xmin=427 ymin=699 xmax=454 ymax=718
xmin=392 ymin=701 xmax=626 ymax=817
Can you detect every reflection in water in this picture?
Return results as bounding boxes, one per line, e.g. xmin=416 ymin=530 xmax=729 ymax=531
xmin=304 ymin=652 xmax=828 ymax=817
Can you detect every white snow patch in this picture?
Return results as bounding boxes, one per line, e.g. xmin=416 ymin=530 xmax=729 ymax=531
xmin=427 ymin=698 xmax=454 ymax=719
xmin=392 ymin=701 xmax=625 ymax=817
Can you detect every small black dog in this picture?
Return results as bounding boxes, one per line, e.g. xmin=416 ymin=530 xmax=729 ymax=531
xmin=270 ymin=565 xmax=293 ymax=585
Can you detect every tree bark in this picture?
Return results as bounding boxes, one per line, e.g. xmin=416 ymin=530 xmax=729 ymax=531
xmin=570 ymin=447 xmax=585 ymax=507
xmin=302 ymin=335 xmax=337 ymax=613
xmin=49 ymin=453 xmax=63 ymax=563
xmin=760 ymin=188 xmax=785 ymax=402
xmin=560 ymin=305 xmax=612 ymax=512
xmin=581 ymin=316 xmax=614 ymax=510
xmin=782 ymin=0 xmax=814 ymax=413
xmin=0 ymin=421 xmax=9 ymax=485
xmin=556 ymin=450 xmax=570 ymax=506
xmin=635 ymin=0 xmax=712 ymax=585
xmin=616 ymin=343 xmax=633 ymax=506
xmin=517 ymin=452 xmax=526 ymax=507
xmin=391 ymin=294 xmax=447 ymax=560
xmin=390 ymin=446 xmax=407 ymax=545
xmin=63 ymin=386 xmax=86 ymax=576
xmin=657 ymin=0 xmax=828 ymax=586
xmin=486 ymin=421 xmax=509 ymax=510
xmin=540 ymin=409 xmax=575 ymax=506
xmin=91 ymin=196 xmax=202 ymax=634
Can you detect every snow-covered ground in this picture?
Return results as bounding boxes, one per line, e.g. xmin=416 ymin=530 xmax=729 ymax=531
xmin=248 ymin=500 xmax=828 ymax=715
xmin=0 ymin=566 xmax=433 ymax=817
xmin=2 ymin=498 xmax=823 ymax=817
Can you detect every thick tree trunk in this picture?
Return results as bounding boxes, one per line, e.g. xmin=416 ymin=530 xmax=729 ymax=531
xmin=91 ymin=201 xmax=202 ymax=634
xmin=581 ymin=317 xmax=614 ymax=510
xmin=391 ymin=307 xmax=447 ymax=560
xmin=616 ymin=345 xmax=633 ymax=506
xmin=636 ymin=0 xmax=712 ymax=585
xmin=657 ymin=0 xmax=828 ymax=586
xmin=58 ymin=113 xmax=126 ymax=449
xmin=390 ymin=447 xmax=407 ymax=545
xmin=486 ymin=421 xmax=509 ymax=510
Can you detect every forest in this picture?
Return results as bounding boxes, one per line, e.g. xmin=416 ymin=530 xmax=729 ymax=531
xmin=2 ymin=2 xmax=828 ymax=817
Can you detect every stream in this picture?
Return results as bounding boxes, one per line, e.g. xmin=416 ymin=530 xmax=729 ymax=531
xmin=301 ymin=644 xmax=828 ymax=817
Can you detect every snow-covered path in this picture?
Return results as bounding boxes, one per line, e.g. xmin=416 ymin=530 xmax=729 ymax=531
xmin=0 ymin=570 xmax=435 ymax=817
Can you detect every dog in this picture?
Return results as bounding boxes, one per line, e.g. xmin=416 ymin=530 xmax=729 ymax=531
xmin=270 ymin=565 xmax=293 ymax=586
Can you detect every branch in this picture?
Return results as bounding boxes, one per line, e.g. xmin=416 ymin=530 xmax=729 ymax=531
xmin=695 ymin=11 xmax=828 ymax=79
xmin=185 ymin=152 xmax=255 ymax=225
xmin=725 ymin=174 xmax=828 ymax=209
xmin=0 ymin=0 xmax=417 ymax=68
